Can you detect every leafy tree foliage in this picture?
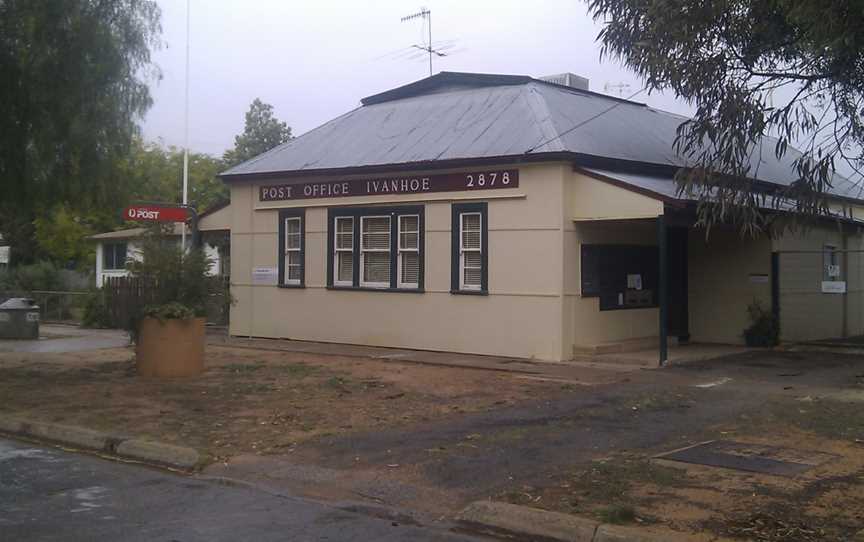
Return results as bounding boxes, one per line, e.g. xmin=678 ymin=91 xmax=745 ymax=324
xmin=222 ymin=98 xmax=293 ymax=167
xmin=118 ymin=138 xmax=227 ymax=210
xmin=587 ymin=0 xmax=864 ymax=233
xmin=0 ymin=0 xmax=161 ymax=262
xmin=33 ymin=204 xmax=96 ymax=266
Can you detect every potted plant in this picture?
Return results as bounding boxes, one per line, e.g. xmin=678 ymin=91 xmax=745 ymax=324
xmin=126 ymin=225 xmax=229 ymax=377
xmin=743 ymin=299 xmax=779 ymax=347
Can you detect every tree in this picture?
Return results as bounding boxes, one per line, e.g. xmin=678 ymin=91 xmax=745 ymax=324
xmin=118 ymin=138 xmax=227 ymax=211
xmin=33 ymin=204 xmax=95 ymax=267
xmin=223 ymin=98 xmax=292 ymax=167
xmin=0 ymin=0 xmax=161 ymax=262
xmin=586 ymin=0 xmax=864 ymax=234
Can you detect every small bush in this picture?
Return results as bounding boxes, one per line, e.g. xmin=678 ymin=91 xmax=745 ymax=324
xmin=743 ymin=300 xmax=779 ymax=347
xmin=82 ymin=291 xmax=112 ymax=328
xmin=0 ymin=261 xmax=63 ymax=292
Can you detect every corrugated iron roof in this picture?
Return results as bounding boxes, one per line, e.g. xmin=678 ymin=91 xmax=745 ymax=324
xmin=221 ymin=71 xmax=859 ymax=201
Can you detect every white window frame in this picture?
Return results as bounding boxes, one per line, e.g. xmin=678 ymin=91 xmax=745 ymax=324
xmin=360 ymin=215 xmax=391 ymax=289
xmin=397 ymin=214 xmax=420 ymax=289
xmin=283 ymin=217 xmax=302 ymax=286
xmin=459 ymin=212 xmax=483 ymax=291
xmin=333 ymin=216 xmax=354 ymax=287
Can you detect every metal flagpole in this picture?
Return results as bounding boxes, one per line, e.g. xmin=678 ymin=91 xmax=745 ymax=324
xmin=181 ymin=0 xmax=191 ymax=250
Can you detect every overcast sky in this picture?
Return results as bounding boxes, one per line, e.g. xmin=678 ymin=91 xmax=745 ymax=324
xmin=142 ymin=0 xmax=695 ymax=157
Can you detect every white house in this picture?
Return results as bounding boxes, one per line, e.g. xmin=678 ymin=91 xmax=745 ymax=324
xmin=90 ymin=204 xmax=230 ymax=286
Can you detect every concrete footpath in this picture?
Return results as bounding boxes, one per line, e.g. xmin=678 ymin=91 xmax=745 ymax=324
xmin=0 ymin=415 xmax=200 ymax=471
xmin=458 ymin=501 xmax=701 ymax=542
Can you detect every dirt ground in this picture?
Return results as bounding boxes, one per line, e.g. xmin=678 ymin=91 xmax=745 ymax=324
xmin=496 ymin=354 xmax=864 ymax=541
xmin=0 ymin=343 xmax=568 ymax=463
xmin=2 ymin=339 xmax=863 ymax=541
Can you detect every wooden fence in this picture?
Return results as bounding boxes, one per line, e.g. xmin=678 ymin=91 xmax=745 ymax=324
xmin=103 ymin=276 xmax=230 ymax=328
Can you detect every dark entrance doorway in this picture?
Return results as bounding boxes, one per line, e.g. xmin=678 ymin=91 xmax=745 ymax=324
xmin=666 ymin=226 xmax=689 ymax=341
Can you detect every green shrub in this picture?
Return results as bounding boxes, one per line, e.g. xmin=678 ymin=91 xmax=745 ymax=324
xmin=125 ymin=225 xmax=231 ymax=342
xmin=82 ymin=291 xmax=112 ymax=328
xmin=743 ymin=300 xmax=779 ymax=347
xmin=0 ymin=261 xmax=63 ymax=292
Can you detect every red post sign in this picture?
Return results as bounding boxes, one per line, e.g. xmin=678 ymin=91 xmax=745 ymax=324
xmin=123 ymin=205 xmax=190 ymax=222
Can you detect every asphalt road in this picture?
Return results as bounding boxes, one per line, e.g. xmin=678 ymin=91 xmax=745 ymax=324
xmin=0 ymin=438 xmax=482 ymax=542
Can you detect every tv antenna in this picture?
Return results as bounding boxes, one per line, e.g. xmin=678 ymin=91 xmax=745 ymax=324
xmin=401 ymin=7 xmax=445 ymax=76
xmin=603 ymin=82 xmax=632 ymax=97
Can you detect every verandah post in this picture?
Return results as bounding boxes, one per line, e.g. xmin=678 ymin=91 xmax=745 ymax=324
xmin=658 ymin=215 xmax=668 ymax=366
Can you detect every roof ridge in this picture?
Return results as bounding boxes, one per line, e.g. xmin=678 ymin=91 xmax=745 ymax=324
xmin=522 ymin=84 xmax=566 ymax=153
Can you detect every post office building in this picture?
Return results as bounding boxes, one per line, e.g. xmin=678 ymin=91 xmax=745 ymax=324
xmin=220 ymin=72 xmax=864 ymax=362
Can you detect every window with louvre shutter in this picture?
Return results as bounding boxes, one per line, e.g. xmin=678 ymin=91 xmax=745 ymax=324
xmin=278 ymin=209 xmax=305 ymax=287
xmin=451 ymin=202 xmax=487 ymax=294
xmin=398 ymin=215 xmax=420 ymax=288
xmin=328 ymin=206 xmax=423 ymax=291
xmin=361 ymin=216 xmax=391 ymax=287
xmin=334 ymin=216 xmax=354 ymax=286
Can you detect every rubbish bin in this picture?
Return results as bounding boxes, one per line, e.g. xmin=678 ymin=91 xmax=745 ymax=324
xmin=0 ymin=298 xmax=40 ymax=339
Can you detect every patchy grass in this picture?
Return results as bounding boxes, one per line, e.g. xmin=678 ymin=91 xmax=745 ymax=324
xmin=0 ymin=344 xmax=566 ymax=466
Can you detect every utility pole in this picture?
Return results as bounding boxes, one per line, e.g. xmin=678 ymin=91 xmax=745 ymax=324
xmin=181 ymin=0 xmax=191 ymax=250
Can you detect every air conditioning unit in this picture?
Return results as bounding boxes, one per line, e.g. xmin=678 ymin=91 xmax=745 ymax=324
xmin=538 ymin=73 xmax=589 ymax=91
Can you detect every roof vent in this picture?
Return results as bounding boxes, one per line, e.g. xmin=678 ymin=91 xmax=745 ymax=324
xmin=538 ymin=73 xmax=589 ymax=91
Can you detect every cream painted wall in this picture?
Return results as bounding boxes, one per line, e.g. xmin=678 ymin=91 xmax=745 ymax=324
xmin=773 ymin=224 xmax=864 ymax=341
xmin=228 ymin=162 xmax=568 ymax=360
xmin=570 ymin=170 xmax=664 ymax=220
xmin=687 ymin=229 xmax=772 ymax=344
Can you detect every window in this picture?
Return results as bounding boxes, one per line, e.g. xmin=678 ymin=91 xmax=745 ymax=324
xmin=580 ymin=244 xmax=658 ymax=310
xmin=328 ymin=206 xmax=424 ymax=291
xmin=451 ymin=202 xmax=488 ymax=294
xmin=103 ymin=242 xmax=127 ymax=270
xmin=823 ymin=244 xmax=841 ymax=281
xmin=334 ymin=216 xmax=354 ymax=286
xmin=278 ymin=209 xmax=305 ymax=287
xmin=361 ymin=216 xmax=391 ymax=287
xmin=398 ymin=215 xmax=420 ymax=288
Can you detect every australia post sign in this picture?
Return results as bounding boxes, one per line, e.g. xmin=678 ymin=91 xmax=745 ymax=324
xmin=259 ymin=169 xmax=519 ymax=202
xmin=123 ymin=205 xmax=189 ymax=223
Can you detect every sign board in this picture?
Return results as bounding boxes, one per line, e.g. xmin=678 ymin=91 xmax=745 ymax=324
xmin=826 ymin=264 xmax=841 ymax=278
xmin=252 ymin=267 xmax=278 ymax=285
xmin=0 ymin=246 xmax=9 ymax=264
xmin=822 ymin=281 xmax=847 ymax=294
xmin=259 ymin=169 xmax=519 ymax=202
xmin=123 ymin=205 xmax=189 ymax=223
xmin=749 ymin=274 xmax=769 ymax=284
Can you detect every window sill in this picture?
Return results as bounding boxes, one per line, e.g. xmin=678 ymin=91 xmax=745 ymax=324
xmin=450 ymin=289 xmax=488 ymax=296
xmin=278 ymin=283 xmax=305 ymax=289
xmin=327 ymin=286 xmax=425 ymax=294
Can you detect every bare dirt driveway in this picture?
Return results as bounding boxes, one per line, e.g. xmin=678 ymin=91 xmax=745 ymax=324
xmin=1 ymin=328 xmax=863 ymax=541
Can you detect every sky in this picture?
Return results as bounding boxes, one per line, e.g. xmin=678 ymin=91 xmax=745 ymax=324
xmin=142 ymin=0 xmax=696 ymax=157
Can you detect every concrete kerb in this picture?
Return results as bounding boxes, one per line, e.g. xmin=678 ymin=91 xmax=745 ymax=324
xmin=457 ymin=501 xmax=694 ymax=542
xmin=0 ymin=415 xmax=201 ymax=471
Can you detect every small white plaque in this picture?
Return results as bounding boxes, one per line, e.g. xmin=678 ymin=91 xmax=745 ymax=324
xmin=0 ymin=246 xmax=9 ymax=264
xmin=749 ymin=274 xmax=769 ymax=284
xmin=626 ymin=274 xmax=643 ymax=290
xmin=26 ymin=312 xmax=40 ymax=322
xmin=252 ymin=266 xmax=278 ymax=285
xmin=822 ymin=281 xmax=847 ymax=294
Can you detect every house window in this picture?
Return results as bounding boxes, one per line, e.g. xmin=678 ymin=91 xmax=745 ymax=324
xmin=328 ymin=206 xmax=424 ymax=291
xmin=823 ymin=244 xmax=841 ymax=281
xmin=334 ymin=216 xmax=354 ymax=286
xmin=398 ymin=215 xmax=420 ymax=288
xmin=278 ymin=209 xmax=304 ymax=287
xmin=360 ymin=216 xmax=391 ymax=287
xmin=451 ymin=202 xmax=488 ymax=294
xmin=103 ymin=242 xmax=127 ymax=270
